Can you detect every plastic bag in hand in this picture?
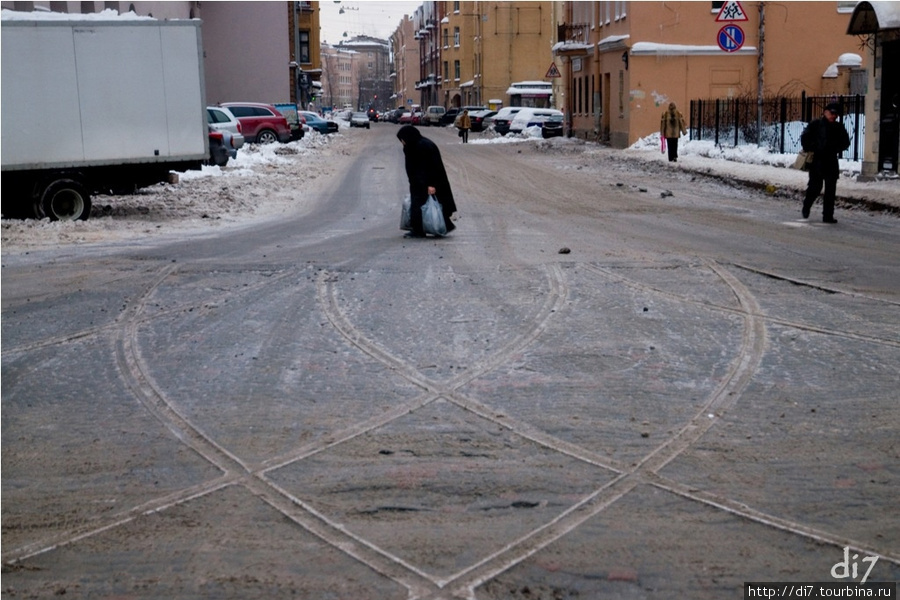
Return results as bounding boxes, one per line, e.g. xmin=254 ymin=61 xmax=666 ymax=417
xmin=421 ymin=195 xmax=447 ymax=236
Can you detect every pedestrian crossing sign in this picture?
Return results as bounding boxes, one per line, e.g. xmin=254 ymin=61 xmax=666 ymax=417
xmin=716 ymin=0 xmax=749 ymax=22
xmin=545 ymin=62 xmax=561 ymax=78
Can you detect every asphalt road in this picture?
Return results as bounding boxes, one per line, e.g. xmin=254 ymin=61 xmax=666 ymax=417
xmin=2 ymin=125 xmax=898 ymax=599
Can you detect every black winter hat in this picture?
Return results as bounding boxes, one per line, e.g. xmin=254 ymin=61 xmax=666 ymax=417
xmin=825 ymin=102 xmax=842 ymax=115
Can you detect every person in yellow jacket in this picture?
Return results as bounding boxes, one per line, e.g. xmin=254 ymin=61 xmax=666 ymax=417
xmin=455 ymin=109 xmax=472 ymax=143
xmin=660 ymin=102 xmax=687 ymax=162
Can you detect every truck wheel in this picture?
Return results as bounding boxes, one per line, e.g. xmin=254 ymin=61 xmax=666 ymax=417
xmin=256 ymin=129 xmax=278 ymax=144
xmin=40 ymin=179 xmax=91 ymax=221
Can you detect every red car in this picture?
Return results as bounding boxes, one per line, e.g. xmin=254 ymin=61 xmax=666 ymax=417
xmin=220 ymin=102 xmax=292 ymax=144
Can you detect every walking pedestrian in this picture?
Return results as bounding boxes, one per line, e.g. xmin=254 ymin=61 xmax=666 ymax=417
xmin=660 ymin=102 xmax=687 ymax=162
xmin=456 ymin=109 xmax=471 ymax=143
xmin=800 ymin=102 xmax=851 ymax=224
xmin=396 ymin=125 xmax=457 ymax=238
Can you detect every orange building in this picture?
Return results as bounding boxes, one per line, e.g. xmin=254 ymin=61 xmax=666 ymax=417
xmin=555 ymin=1 xmax=868 ymax=147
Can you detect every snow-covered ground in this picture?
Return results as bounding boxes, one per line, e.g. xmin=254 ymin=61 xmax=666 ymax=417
xmin=3 ymin=124 xmax=897 ymax=254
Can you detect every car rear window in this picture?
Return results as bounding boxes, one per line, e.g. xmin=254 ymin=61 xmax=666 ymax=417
xmin=207 ymin=108 xmax=231 ymax=123
xmin=226 ymin=106 xmax=254 ymax=117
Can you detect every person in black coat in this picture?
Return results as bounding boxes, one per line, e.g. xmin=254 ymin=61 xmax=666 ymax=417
xmin=800 ymin=102 xmax=851 ymax=224
xmin=397 ymin=125 xmax=457 ymax=238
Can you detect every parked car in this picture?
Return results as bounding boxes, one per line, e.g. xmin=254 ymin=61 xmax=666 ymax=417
xmin=350 ymin=112 xmax=371 ymax=128
xmin=398 ymin=111 xmax=414 ymax=124
xmin=206 ymin=106 xmax=244 ymax=158
xmin=440 ymin=108 xmax=460 ymax=126
xmin=491 ymin=106 xmax=525 ymax=135
xmin=207 ymin=127 xmax=230 ymax=167
xmin=424 ymin=105 xmax=446 ymax=126
xmin=469 ymin=109 xmax=497 ymax=132
xmin=541 ymin=113 xmax=564 ymax=138
xmin=299 ymin=111 xmax=339 ymax=134
xmin=411 ymin=111 xmax=425 ymax=125
xmin=220 ymin=102 xmax=292 ymax=144
xmin=509 ymin=108 xmax=564 ymax=134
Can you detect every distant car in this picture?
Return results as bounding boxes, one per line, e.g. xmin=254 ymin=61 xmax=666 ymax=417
xmin=509 ymin=108 xmax=564 ymax=134
xmin=206 ymin=106 xmax=244 ymax=158
xmin=299 ymin=111 xmax=339 ymax=134
xmin=468 ymin=109 xmax=497 ymax=132
xmin=398 ymin=111 xmax=414 ymax=124
xmin=440 ymin=108 xmax=460 ymax=126
xmin=411 ymin=111 xmax=424 ymax=125
xmin=220 ymin=102 xmax=292 ymax=144
xmin=350 ymin=112 xmax=371 ymax=128
xmin=541 ymin=113 xmax=564 ymax=138
xmin=491 ymin=106 xmax=525 ymax=135
xmin=424 ymin=105 xmax=446 ymax=126
xmin=367 ymin=107 xmax=379 ymax=122
xmin=387 ymin=108 xmax=405 ymax=123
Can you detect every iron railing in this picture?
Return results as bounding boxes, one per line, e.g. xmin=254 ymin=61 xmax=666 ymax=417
xmin=689 ymin=94 xmax=865 ymax=160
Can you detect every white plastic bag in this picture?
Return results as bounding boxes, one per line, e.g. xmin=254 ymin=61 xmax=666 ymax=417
xmin=421 ymin=195 xmax=447 ymax=236
xmin=400 ymin=194 xmax=412 ymax=230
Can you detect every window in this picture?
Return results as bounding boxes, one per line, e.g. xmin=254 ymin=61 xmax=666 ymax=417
xmin=443 ymin=61 xmax=449 ymax=81
xmin=454 ymin=60 xmax=460 ymax=80
xmin=454 ymin=27 xmax=460 ymax=47
xmin=443 ymin=28 xmax=449 ymax=47
xmin=299 ymin=31 xmax=310 ymax=63
xmin=454 ymin=1 xmax=460 ymax=13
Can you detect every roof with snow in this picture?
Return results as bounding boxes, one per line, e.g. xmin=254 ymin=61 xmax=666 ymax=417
xmin=847 ymin=1 xmax=900 ymax=33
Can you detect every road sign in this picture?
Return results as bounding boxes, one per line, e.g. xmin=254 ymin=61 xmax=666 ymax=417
xmin=716 ymin=0 xmax=749 ymax=22
xmin=717 ymin=24 xmax=745 ymax=52
xmin=545 ymin=62 xmax=561 ymax=78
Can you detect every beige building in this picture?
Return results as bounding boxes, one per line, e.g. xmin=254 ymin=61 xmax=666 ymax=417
xmin=555 ymin=1 xmax=870 ymax=148
xmin=321 ymin=44 xmax=361 ymax=110
xmin=391 ymin=14 xmax=421 ymax=111
xmin=440 ymin=1 xmax=554 ymax=109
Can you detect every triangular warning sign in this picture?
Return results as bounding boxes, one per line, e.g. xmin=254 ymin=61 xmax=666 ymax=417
xmin=716 ymin=0 xmax=749 ymax=22
xmin=545 ymin=62 xmax=561 ymax=78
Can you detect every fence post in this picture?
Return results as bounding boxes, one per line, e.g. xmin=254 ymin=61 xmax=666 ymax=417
xmin=801 ymin=90 xmax=807 ymax=123
xmin=779 ymin=97 xmax=787 ymax=154
xmin=734 ymin=97 xmax=740 ymax=147
xmin=714 ymin=99 xmax=721 ymax=146
xmin=853 ymin=94 xmax=862 ymax=162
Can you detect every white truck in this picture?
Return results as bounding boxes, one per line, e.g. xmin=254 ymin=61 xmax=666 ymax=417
xmin=1 ymin=14 xmax=208 ymax=221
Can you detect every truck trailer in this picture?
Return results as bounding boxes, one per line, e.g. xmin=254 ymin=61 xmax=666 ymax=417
xmin=1 ymin=14 xmax=208 ymax=221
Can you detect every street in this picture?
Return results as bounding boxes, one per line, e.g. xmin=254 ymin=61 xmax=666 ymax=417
xmin=2 ymin=125 xmax=898 ymax=599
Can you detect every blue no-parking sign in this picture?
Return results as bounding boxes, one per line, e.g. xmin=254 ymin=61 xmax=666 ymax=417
xmin=717 ymin=24 xmax=745 ymax=52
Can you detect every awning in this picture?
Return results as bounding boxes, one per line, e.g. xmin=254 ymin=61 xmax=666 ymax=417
xmin=847 ymin=1 xmax=900 ymax=34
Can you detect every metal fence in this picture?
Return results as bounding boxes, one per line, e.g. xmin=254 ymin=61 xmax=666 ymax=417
xmin=688 ymin=94 xmax=865 ymax=160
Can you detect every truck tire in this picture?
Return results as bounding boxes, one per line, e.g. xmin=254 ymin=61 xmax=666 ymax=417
xmin=40 ymin=179 xmax=91 ymax=221
xmin=256 ymin=129 xmax=278 ymax=144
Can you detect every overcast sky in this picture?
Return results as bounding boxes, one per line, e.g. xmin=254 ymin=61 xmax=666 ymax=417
xmin=319 ymin=1 xmax=422 ymax=45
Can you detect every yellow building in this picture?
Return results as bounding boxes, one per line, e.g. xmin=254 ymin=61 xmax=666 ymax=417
xmin=439 ymin=1 xmax=554 ymax=109
xmin=555 ymin=1 xmax=869 ymax=147
xmin=291 ymin=1 xmax=322 ymax=109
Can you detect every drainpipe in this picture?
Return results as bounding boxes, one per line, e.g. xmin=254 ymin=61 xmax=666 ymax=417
xmin=757 ymin=2 xmax=765 ymax=143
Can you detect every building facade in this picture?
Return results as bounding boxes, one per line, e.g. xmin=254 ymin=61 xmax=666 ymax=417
xmin=555 ymin=1 xmax=870 ymax=148
xmin=336 ymin=36 xmax=392 ymax=113
xmin=391 ymin=14 xmax=421 ymax=111
xmin=321 ymin=44 xmax=360 ymax=110
xmin=440 ymin=1 xmax=554 ymax=110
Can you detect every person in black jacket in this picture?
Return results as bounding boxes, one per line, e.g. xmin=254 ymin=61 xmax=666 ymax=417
xmin=397 ymin=125 xmax=457 ymax=238
xmin=800 ymin=103 xmax=851 ymax=224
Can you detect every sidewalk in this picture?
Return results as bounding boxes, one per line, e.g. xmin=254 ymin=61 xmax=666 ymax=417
xmin=622 ymin=138 xmax=900 ymax=214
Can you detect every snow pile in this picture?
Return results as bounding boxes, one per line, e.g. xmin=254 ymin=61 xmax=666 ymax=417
xmin=1 ymin=131 xmax=347 ymax=251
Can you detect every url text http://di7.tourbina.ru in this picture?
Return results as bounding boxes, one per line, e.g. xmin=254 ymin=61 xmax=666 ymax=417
xmin=745 ymin=547 xmax=896 ymax=598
